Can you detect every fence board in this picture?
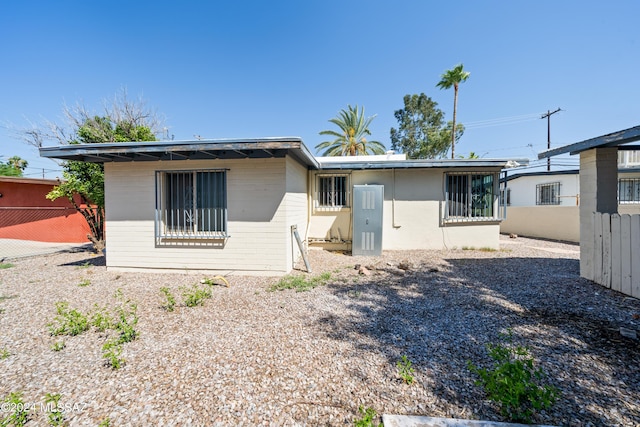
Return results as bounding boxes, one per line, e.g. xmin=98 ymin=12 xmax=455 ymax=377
xmin=631 ymin=215 xmax=640 ymax=299
xmin=610 ymin=214 xmax=622 ymax=292
xmin=601 ymin=213 xmax=612 ymax=288
xmin=620 ymin=215 xmax=632 ymax=296
xmin=594 ymin=213 xmax=603 ymax=285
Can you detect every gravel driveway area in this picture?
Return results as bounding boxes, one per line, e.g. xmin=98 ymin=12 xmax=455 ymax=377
xmin=0 ymin=235 xmax=639 ymax=426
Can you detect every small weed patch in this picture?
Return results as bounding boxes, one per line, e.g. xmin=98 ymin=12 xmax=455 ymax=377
xmin=102 ymin=338 xmax=124 ymax=369
xmin=396 ymin=355 xmax=415 ymax=385
xmin=159 ymin=287 xmax=176 ymax=312
xmin=0 ymin=263 xmax=15 ymax=269
xmin=1 ymin=391 xmax=31 ymax=426
xmin=268 ymin=272 xmax=331 ymax=292
xmin=0 ymin=348 xmax=10 ymax=359
xmin=48 ymin=302 xmax=90 ymax=336
xmin=51 ymin=341 xmax=66 ymax=352
xmin=44 ymin=393 xmax=65 ymax=426
xmin=353 ymin=406 xmax=379 ymax=427
xmin=77 ymin=278 xmax=91 ymax=287
xmin=468 ymin=330 xmax=559 ymax=423
xmin=181 ymin=284 xmax=212 ymax=307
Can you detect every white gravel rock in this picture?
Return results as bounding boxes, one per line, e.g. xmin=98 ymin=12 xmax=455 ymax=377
xmin=0 ymin=235 xmax=638 ymax=426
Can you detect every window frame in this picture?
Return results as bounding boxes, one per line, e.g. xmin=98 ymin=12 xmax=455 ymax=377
xmin=618 ymin=177 xmax=640 ymax=204
xmin=444 ymin=171 xmax=502 ymax=223
xmin=155 ymin=169 xmax=228 ymax=243
xmin=315 ymin=174 xmax=351 ymax=210
xmin=536 ymin=182 xmax=561 ymax=205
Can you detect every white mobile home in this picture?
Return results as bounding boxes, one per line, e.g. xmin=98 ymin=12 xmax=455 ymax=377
xmin=41 ymin=138 xmax=515 ymax=275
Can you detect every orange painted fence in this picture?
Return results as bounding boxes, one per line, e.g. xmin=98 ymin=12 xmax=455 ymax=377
xmin=0 ymin=177 xmax=91 ymax=243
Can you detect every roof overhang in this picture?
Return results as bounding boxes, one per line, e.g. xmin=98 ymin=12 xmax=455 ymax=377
xmin=39 ymin=137 xmax=320 ymax=169
xmin=39 ymin=137 xmax=528 ymax=171
xmin=538 ymin=125 xmax=640 ymax=159
xmin=318 ymin=158 xmax=528 ymax=170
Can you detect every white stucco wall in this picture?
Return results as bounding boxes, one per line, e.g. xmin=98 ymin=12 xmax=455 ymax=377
xmin=308 ymin=168 xmax=502 ymax=250
xmin=506 ymin=173 xmax=580 ymax=207
xmin=104 ymin=157 xmax=305 ymax=275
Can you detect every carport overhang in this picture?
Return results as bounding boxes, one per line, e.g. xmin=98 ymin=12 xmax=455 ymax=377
xmin=538 ymin=125 xmax=640 ymax=158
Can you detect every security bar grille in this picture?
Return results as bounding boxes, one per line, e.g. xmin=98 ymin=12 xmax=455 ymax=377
xmin=536 ymin=182 xmax=561 ymax=205
xmin=445 ymin=172 xmax=500 ymax=222
xmin=618 ymin=178 xmax=640 ymax=203
xmin=155 ymin=170 xmax=228 ymax=240
xmin=317 ymin=175 xmax=349 ymax=208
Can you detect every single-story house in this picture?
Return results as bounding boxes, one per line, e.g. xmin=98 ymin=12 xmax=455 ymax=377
xmin=539 ymin=125 xmax=640 ymax=298
xmin=0 ymin=176 xmax=91 ymax=243
xmin=500 ymin=162 xmax=640 ymax=243
xmin=40 ymin=137 xmax=523 ymax=275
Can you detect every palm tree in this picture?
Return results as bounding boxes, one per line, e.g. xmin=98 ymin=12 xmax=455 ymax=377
xmin=7 ymin=156 xmax=28 ymax=171
xmin=316 ymin=105 xmax=386 ymax=156
xmin=436 ymin=64 xmax=470 ymax=159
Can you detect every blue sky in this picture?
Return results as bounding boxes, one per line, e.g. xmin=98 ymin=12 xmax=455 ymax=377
xmin=1 ymin=1 xmax=639 ymax=178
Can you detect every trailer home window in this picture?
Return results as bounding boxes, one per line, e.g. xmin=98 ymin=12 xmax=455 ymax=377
xmin=155 ymin=170 xmax=228 ymax=241
xmin=536 ymin=182 xmax=560 ymax=205
xmin=317 ymin=175 xmax=349 ymax=208
xmin=445 ymin=172 xmax=500 ymax=222
xmin=618 ymin=178 xmax=640 ymax=203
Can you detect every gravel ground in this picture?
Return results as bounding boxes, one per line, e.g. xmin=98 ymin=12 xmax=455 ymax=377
xmin=0 ymin=235 xmax=639 ymax=426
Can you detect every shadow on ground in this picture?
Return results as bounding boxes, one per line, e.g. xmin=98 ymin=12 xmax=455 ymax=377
xmin=317 ymin=255 xmax=640 ymax=425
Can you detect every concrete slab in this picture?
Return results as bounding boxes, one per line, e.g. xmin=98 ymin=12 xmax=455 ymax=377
xmin=0 ymin=238 xmax=90 ymax=260
xmin=382 ymin=415 xmax=556 ymax=427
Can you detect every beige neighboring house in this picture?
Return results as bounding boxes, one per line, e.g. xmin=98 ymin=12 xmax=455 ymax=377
xmin=500 ymin=157 xmax=640 ymax=243
xmin=40 ymin=137 xmax=519 ymax=275
xmin=539 ymin=125 xmax=640 ymax=298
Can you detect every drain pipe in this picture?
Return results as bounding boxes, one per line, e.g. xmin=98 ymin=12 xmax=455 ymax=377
xmin=392 ymin=168 xmax=401 ymax=228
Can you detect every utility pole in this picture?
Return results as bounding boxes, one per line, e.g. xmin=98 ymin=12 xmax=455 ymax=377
xmin=541 ymin=108 xmax=561 ymax=171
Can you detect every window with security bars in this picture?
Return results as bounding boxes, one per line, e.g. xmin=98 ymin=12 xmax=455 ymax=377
xmin=317 ymin=175 xmax=349 ymax=208
xmin=618 ymin=178 xmax=640 ymax=203
xmin=536 ymin=182 xmax=560 ymax=205
xmin=155 ymin=170 xmax=228 ymax=240
xmin=499 ymin=187 xmax=511 ymax=206
xmin=445 ymin=172 xmax=500 ymax=222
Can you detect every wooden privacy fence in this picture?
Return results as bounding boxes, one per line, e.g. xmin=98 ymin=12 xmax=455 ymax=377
xmin=592 ymin=212 xmax=640 ymax=298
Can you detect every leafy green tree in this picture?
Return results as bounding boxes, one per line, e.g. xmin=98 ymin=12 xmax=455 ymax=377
xmin=47 ymin=117 xmax=155 ymax=250
xmin=390 ymin=93 xmax=464 ymax=159
xmin=16 ymin=90 xmax=161 ymax=251
xmin=0 ymin=156 xmax=28 ymax=176
xmin=436 ymin=64 xmax=470 ymax=159
xmin=316 ymin=105 xmax=386 ymax=156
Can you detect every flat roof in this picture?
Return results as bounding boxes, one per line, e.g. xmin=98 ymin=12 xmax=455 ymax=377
xmin=0 ymin=176 xmax=61 ymax=185
xmin=538 ymin=125 xmax=640 ymax=158
xmin=39 ymin=137 xmax=320 ymax=169
xmin=39 ymin=137 xmax=525 ymax=170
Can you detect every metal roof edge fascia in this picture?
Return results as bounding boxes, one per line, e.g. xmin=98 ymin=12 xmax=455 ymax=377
xmin=317 ymin=159 xmax=515 ymax=170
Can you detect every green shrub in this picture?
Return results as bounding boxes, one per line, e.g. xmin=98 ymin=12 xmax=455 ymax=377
xmin=268 ymin=272 xmax=331 ymax=292
xmin=48 ymin=302 xmax=90 ymax=336
xmin=159 ymin=287 xmax=176 ymax=312
xmin=353 ymin=406 xmax=379 ymax=427
xmin=468 ymin=331 xmax=559 ymax=423
xmin=396 ymin=355 xmax=415 ymax=385
xmin=0 ymin=348 xmax=9 ymax=360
